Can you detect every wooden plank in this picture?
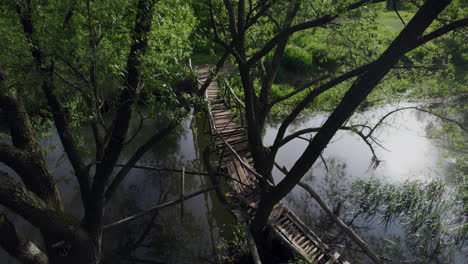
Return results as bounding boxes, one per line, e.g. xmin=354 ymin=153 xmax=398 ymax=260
xmin=297 ymin=236 xmax=307 ymax=245
xmin=272 ymin=226 xmax=311 ymax=263
xmin=308 ymin=247 xmax=318 ymax=256
xmin=314 ymin=253 xmax=324 ymax=263
xmin=324 ymin=252 xmax=340 ymax=264
xmin=287 ymin=211 xmax=329 ymax=252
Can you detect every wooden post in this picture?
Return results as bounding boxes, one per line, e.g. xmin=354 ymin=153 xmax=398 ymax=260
xmin=180 ymin=166 xmax=185 ymax=223
xmin=245 ymin=224 xmax=262 ymax=264
xmin=188 ymin=58 xmax=193 ymax=70
xmin=219 ymin=144 xmax=227 ymax=166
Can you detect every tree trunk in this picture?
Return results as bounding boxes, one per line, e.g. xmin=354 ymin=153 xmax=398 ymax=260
xmin=250 ymin=0 xmax=453 ymax=233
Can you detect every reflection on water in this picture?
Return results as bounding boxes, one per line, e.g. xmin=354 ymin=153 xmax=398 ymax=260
xmin=264 ymin=102 xmax=466 ymax=263
xmin=0 ymin=115 xmax=233 ymax=264
xmin=0 ymin=102 xmax=465 ymax=263
xmin=265 ymin=103 xmax=446 ymax=185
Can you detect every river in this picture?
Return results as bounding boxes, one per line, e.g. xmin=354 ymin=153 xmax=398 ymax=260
xmin=0 ymin=101 xmax=466 ymax=263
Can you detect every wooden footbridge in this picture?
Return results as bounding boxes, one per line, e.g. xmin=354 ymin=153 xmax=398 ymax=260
xmin=199 ymin=67 xmax=350 ymax=264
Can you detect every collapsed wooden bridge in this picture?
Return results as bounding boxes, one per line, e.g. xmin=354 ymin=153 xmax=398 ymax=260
xmin=199 ymin=67 xmax=350 ymax=264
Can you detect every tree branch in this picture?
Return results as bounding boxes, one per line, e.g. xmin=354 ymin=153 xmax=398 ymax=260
xmin=0 ymin=140 xmax=63 ymax=209
xmin=252 ymin=0 xmax=452 ymax=233
xmin=93 ymin=0 xmax=157 ymax=199
xmin=368 ymin=106 xmax=468 ymax=138
xmin=415 ymin=17 xmax=468 ymax=48
xmin=279 ymin=125 xmax=381 ymax=165
xmin=103 ymin=187 xmax=216 ymax=230
xmin=269 ymin=5 xmax=468 ymax=158
xmin=270 ymin=64 xmax=369 ymax=153
xmin=0 ymin=214 xmax=49 ymax=264
xmin=297 ymin=182 xmax=383 ymax=264
xmin=0 ymin=171 xmax=78 ymax=236
xmin=247 ymin=0 xmax=385 ymax=65
xmin=259 ymin=1 xmax=300 ymax=106
xmin=16 ymin=0 xmax=91 ymax=202
xmin=270 ymin=74 xmax=331 ymax=105
xmin=113 ymin=164 xmax=209 ymax=176
xmin=0 ymin=171 xmax=100 ymax=263
xmin=0 ymin=92 xmax=40 ymax=153
xmin=104 ymin=121 xmax=179 ymax=202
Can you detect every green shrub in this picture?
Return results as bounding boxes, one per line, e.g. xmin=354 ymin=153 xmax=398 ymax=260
xmin=271 ymin=83 xmax=295 ymax=100
xmin=216 ymin=223 xmax=249 ymax=263
xmin=281 ymin=45 xmax=316 ymax=74
xmin=306 ymin=44 xmax=338 ymax=72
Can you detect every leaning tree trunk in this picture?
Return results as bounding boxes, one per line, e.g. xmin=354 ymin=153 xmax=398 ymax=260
xmin=250 ymin=0 xmax=454 ymax=235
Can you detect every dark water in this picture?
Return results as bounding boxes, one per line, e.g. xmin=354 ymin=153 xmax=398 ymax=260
xmin=0 ymin=102 xmax=466 ymax=263
xmin=0 ymin=116 xmax=235 ymax=264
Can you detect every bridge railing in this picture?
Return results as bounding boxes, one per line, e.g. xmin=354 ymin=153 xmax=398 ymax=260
xmin=203 ymin=74 xmax=274 ymax=186
xmin=217 ymin=74 xmax=246 ymax=127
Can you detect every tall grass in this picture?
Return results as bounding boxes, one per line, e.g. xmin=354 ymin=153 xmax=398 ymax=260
xmin=352 ymin=179 xmax=467 ymax=259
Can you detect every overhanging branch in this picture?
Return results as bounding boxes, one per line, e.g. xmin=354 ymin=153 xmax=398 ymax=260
xmin=247 ymin=0 xmax=385 ymax=66
xmin=104 ymin=121 xmax=179 ymax=202
xmin=0 ymin=171 xmax=80 ymax=236
xmin=0 ymin=214 xmax=49 ymax=264
xmin=103 ymin=187 xmax=215 ymax=230
xmin=367 ymin=106 xmax=468 ymax=138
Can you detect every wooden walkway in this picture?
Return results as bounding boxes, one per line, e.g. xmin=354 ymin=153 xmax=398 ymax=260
xmin=199 ymin=67 xmax=349 ymax=264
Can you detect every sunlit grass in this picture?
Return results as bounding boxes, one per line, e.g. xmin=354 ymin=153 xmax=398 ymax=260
xmin=376 ymin=9 xmax=415 ymax=33
xmin=352 ymin=179 xmax=467 ymax=260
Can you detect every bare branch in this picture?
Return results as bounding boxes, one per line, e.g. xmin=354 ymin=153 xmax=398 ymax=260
xmin=320 ymin=152 xmax=329 ymax=172
xmin=114 ymin=164 xmax=209 ymax=175
xmin=270 ymin=64 xmax=369 ymax=153
xmin=392 ymin=1 xmax=407 ymax=27
xmin=279 ymin=125 xmax=381 ymax=165
xmin=105 ymin=122 xmax=179 ymax=201
xmin=368 ymin=106 xmax=468 ymax=138
xmin=103 ymin=187 xmax=216 ymax=230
